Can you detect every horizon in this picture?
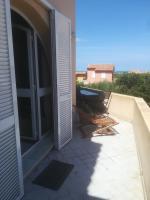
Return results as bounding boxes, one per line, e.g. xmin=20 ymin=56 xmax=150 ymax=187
xmin=76 ymin=65 xmax=150 ymax=72
xmin=76 ymin=68 xmax=150 ymax=73
xmin=76 ymin=0 xmax=150 ymax=72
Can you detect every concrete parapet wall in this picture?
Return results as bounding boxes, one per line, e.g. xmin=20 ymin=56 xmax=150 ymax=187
xmin=108 ymin=93 xmax=135 ymax=122
xmin=109 ymin=93 xmax=150 ymax=200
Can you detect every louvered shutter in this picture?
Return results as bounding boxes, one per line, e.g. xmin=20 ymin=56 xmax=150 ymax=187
xmin=0 ymin=0 xmax=24 ymax=199
xmin=51 ymin=10 xmax=72 ymax=150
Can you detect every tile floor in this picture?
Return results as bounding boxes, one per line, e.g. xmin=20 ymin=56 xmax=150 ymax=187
xmin=22 ymin=118 xmax=144 ymax=200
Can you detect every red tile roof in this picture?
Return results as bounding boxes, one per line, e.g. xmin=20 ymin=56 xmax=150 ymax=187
xmin=87 ymin=64 xmax=115 ymax=72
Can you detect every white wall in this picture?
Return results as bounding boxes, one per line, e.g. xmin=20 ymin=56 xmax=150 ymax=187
xmin=108 ymin=93 xmax=150 ymax=200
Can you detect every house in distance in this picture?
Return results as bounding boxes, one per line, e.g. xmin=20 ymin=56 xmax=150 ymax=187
xmin=86 ymin=64 xmax=115 ymax=83
xmin=76 ymin=71 xmax=87 ymax=82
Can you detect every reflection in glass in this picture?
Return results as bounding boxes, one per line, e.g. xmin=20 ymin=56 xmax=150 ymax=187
xmin=37 ymin=38 xmax=51 ymax=87
xmin=40 ymin=95 xmax=52 ymax=135
xmin=18 ymin=98 xmax=33 ymax=138
xmin=13 ymin=28 xmax=30 ymax=88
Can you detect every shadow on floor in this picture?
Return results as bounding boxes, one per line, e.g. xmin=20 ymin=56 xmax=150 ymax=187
xmin=23 ymin=119 xmax=110 ymax=199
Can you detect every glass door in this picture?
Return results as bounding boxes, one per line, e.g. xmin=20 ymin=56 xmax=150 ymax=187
xmin=34 ymin=35 xmax=52 ymax=139
xmin=13 ymin=26 xmax=37 ymax=140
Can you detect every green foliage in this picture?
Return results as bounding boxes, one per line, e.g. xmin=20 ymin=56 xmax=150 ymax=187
xmin=79 ymin=73 xmax=150 ymax=106
xmin=76 ymin=80 xmax=84 ymax=87
xmin=115 ymin=73 xmax=150 ymax=105
xmin=86 ymin=81 xmax=116 ymax=92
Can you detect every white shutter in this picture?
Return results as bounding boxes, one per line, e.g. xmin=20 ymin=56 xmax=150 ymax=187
xmin=0 ymin=0 xmax=24 ymax=200
xmin=51 ymin=10 xmax=72 ymax=150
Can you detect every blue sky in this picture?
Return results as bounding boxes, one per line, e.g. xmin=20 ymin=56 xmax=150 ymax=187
xmin=76 ymin=0 xmax=150 ymax=71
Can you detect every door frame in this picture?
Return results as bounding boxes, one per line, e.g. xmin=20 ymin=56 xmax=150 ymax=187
xmin=13 ymin=25 xmax=37 ymax=141
xmin=33 ymin=33 xmax=52 ymax=140
xmin=11 ymin=1 xmax=72 ymax=150
xmin=12 ymin=10 xmax=53 ymax=141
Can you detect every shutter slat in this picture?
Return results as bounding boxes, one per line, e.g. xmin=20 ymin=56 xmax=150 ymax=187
xmin=0 ymin=96 xmax=13 ymax=104
xmin=0 ymin=104 xmax=13 ymax=112
xmin=0 ymin=0 xmax=23 ymax=199
xmin=0 ymin=49 xmax=8 ymax=54
xmin=0 ymin=92 xmax=12 ymax=100
xmin=1 ymin=185 xmax=19 ymax=200
xmin=0 ymin=127 xmax=14 ymax=141
xmin=0 ymin=32 xmax=7 ymax=39
xmin=0 ymin=150 xmax=17 ymax=172
xmin=0 ymin=100 xmax=12 ymax=107
xmin=0 ymin=81 xmax=12 ymax=86
xmin=53 ymin=11 xmax=72 ymax=150
xmin=0 ymin=146 xmax=16 ymax=168
xmin=0 ymin=111 xmax=13 ymax=121
xmin=0 ymin=29 xmax=8 ymax=37
xmin=0 ymin=60 xmax=9 ymax=67
xmin=0 ymin=73 xmax=10 ymax=80
xmin=0 ymin=57 xmax=9 ymax=62
xmin=0 ymin=17 xmax=6 ymax=26
xmin=0 ymin=20 xmax=7 ymax=27
xmin=0 ymin=40 xmax=8 ymax=47
xmin=0 ymin=52 xmax=8 ymax=57
xmin=1 ymin=174 xmax=20 ymax=200
xmin=0 ymin=87 xmax=11 ymax=93
xmin=0 ymin=126 xmax=21 ymax=200
xmin=0 ymin=76 xmax=10 ymax=81
xmin=0 ymin=89 xmax=12 ymax=96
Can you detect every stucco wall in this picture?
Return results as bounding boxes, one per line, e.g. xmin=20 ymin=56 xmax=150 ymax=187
xmin=11 ymin=0 xmax=49 ymax=49
xmin=95 ymin=72 xmax=113 ymax=83
xmin=87 ymin=70 xmax=94 ymax=83
xmin=11 ymin=0 xmax=76 ymax=105
xmin=48 ymin=0 xmax=75 ymax=32
xmin=108 ymin=93 xmax=150 ymax=200
xmin=87 ymin=69 xmax=113 ymax=83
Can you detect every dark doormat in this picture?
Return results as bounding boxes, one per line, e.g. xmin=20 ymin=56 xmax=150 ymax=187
xmin=33 ymin=160 xmax=74 ymax=190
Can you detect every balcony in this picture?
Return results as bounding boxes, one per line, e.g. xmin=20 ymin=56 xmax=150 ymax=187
xmin=22 ymin=92 xmax=150 ymax=200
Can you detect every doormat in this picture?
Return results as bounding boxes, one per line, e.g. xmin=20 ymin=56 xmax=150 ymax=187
xmin=33 ymin=160 xmax=74 ymax=190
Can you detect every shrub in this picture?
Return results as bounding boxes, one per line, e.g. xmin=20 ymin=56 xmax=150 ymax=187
xmin=77 ymin=73 xmax=150 ymax=106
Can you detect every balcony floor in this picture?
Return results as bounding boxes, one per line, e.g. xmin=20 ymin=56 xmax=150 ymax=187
xmin=23 ymin=117 xmax=144 ymax=200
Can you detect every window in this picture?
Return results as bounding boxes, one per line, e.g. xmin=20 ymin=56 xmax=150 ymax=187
xmin=101 ymin=73 xmax=106 ymax=79
xmin=92 ymin=71 xmax=96 ymax=78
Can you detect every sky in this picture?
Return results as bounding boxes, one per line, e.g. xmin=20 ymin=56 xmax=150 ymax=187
xmin=76 ymin=0 xmax=150 ymax=71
